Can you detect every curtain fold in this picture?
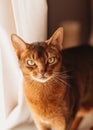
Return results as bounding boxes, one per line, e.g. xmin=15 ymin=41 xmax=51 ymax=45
xmin=0 ymin=0 xmax=47 ymax=129
xmin=11 ymin=0 xmax=48 ymax=42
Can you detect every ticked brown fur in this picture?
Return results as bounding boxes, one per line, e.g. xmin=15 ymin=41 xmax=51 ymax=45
xmin=11 ymin=28 xmax=93 ymax=130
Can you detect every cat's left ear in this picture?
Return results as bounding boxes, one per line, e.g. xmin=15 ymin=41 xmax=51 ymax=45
xmin=47 ymin=27 xmax=64 ymax=51
xmin=11 ymin=34 xmax=27 ymax=59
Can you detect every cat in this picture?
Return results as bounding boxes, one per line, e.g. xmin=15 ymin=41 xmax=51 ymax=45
xmin=11 ymin=27 xmax=93 ymax=130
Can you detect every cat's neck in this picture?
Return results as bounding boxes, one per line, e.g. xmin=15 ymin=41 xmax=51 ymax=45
xmin=24 ymin=76 xmax=68 ymax=103
xmin=24 ymin=77 xmax=60 ymax=92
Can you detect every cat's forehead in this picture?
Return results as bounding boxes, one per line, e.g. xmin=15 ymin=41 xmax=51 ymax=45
xmin=26 ymin=42 xmax=57 ymax=58
xmin=30 ymin=42 xmax=47 ymax=57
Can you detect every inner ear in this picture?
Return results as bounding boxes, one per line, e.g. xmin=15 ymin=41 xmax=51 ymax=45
xmin=11 ymin=34 xmax=27 ymax=59
xmin=47 ymin=27 xmax=64 ymax=51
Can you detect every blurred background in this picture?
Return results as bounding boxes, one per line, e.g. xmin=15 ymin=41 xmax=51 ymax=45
xmin=48 ymin=0 xmax=93 ymax=48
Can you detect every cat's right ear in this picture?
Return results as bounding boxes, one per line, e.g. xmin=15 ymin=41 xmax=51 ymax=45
xmin=47 ymin=27 xmax=64 ymax=51
xmin=11 ymin=34 xmax=26 ymax=59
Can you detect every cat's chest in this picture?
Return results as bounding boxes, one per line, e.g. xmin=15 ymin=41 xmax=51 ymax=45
xmin=24 ymin=82 xmax=66 ymax=116
xmin=24 ymin=86 xmax=62 ymax=104
xmin=24 ymin=82 xmax=65 ymax=102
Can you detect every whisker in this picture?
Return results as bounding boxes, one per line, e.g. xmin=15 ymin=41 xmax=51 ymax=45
xmin=53 ymin=71 xmax=72 ymax=79
xmin=56 ymin=77 xmax=70 ymax=87
xmin=53 ymin=69 xmax=73 ymax=74
xmin=50 ymin=78 xmax=64 ymax=88
xmin=52 ymin=74 xmax=71 ymax=87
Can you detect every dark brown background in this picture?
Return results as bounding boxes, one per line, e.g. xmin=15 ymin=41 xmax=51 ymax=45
xmin=47 ymin=0 xmax=93 ymax=48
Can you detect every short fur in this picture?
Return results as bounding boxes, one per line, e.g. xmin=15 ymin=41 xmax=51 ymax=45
xmin=11 ymin=28 xmax=93 ymax=130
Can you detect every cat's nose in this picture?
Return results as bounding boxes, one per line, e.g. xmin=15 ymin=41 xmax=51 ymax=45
xmin=39 ymin=69 xmax=45 ymax=75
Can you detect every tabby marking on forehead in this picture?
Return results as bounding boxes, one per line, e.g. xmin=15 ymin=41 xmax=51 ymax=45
xmin=29 ymin=42 xmax=48 ymax=59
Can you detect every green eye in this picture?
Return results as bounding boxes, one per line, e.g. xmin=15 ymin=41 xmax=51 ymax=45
xmin=48 ymin=57 xmax=55 ymax=64
xmin=27 ymin=60 xmax=35 ymax=66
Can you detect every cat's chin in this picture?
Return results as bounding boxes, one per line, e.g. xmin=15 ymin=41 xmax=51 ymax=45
xmin=31 ymin=75 xmax=51 ymax=83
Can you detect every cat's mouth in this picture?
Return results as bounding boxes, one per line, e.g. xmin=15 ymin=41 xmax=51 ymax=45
xmin=31 ymin=75 xmax=51 ymax=83
xmin=40 ymin=76 xmax=47 ymax=79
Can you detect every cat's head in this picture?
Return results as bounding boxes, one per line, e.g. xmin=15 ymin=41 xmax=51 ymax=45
xmin=11 ymin=27 xmax=63 ymax=83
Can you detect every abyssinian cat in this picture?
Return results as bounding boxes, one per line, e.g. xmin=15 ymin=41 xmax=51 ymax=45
xmin=11 ymin=27 xmax=93 ymax=130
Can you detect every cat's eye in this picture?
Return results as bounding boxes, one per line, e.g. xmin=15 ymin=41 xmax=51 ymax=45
xmin=48 ymin=57 xmax=55 ymax=64
xmin=27 ymin=60 xmax=35 ymax=66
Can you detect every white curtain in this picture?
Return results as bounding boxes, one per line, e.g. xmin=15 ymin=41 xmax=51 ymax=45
xmin=0 ymin=0 xmax=47 ymax=130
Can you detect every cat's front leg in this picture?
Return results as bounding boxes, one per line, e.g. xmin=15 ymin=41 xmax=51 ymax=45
xmin=51 ymin=116 xmax=66 ymax=130
xmin=54 ymin=126 xmax=66 ymax=130
xmin=71 ymin=116 xmax=83 ymax=130
xmin=34 ymin=119 xmax=51 ymax=130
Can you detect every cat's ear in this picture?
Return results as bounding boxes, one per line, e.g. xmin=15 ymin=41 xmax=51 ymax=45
xmin=47 ymin=27 xmax=63 ymax=51
xmin=11 ymin=34 xmax=26 ymax=59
